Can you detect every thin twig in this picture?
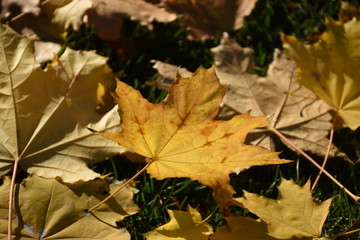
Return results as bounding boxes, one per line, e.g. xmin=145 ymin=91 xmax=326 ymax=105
xmin=87 ymin=159 xmax=154 ymax=213
xmin=8 ymin=160 xmax=19 ymax=240
xmin=311 ymin=114 xmax=337 ymax=191
xmin=330 ymin=228 xmax=360 ymax=238
xmin=268 ymin=126 xmax=360 ymax=202
xmin=199 ymin=206 xmax=219 ymax=224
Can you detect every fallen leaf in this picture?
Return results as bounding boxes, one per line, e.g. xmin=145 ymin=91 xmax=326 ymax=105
xmin=34 ymin=41 xmax=61 ymax=63
xmin=0 ymin=25 xmax=127 ymax=183
xmin=234 ymin=179 xmax=333 ymax=239
xmin=211 ymin=216 xmax=278 ymax=240
xmin=100 ymin=65 xmax=289 ymax=209
xmin=283 ymin=18 xmax=360 ymax=130
xmin=53 ymin=0 xmax=92 ymax=32
xmin=151 ymin=45 xmax=339 ymax=158
xmin=0 ymin=175 xmax=139 ymax=239
xmin=0 ymin=0 xmax=40 ymax=21
xmin=53 ymin=0 xmax=177 ymax=41
xmin=211 ymin=34 xmax=341 ymax=157
xmin=2 ymin=0 xmax=70 ymax=42
xmin=165 ymin=0 xmax=257 ymax=40
xmin=143 ymin=206 xmax=213 ymax=240
xmin=151 ymin=60 xmax=193 ymax=92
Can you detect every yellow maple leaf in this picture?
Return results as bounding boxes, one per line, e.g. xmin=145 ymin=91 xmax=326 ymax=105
xmin=234 ymin=179 xmax=333 ymax=239
xmin=0 ymin=25 xmax=127 ymax=183
xmin=283 ymin=18 xmax=360 ymax=130
xmin=101 ymin=66 xmax=290 ymax=208
xmin=0 ymin=176 xmax=139 ymax=239
xmin=143 ymin=206 xmax=213 ymax=240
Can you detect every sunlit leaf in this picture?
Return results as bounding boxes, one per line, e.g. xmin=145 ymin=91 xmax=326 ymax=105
xmin=0 ymin=25 xmax=128 ymax=183
xmin=234 ymin=179 xmax=332 ymax=239
xmin=283 ymin=18 xmax=360 ymax=130
xmin=0 ymin=176 xmax=139 ymax=239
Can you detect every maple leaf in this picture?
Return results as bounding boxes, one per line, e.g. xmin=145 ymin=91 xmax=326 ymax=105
xmin=100 ymin=65 xmax=289 ymax=208
xmin=234 ymin=179 xmax=333 ymax=239
xmin=0 ymin=175 xmax=139 ymax=239
xmin=283 ymin=18 xmax=360 ymax=130
xmin=211 ymin=216 xmax=277 ymax=240
xmin=53 ymin=0 xmax=176 ymax=41
xmin=165 ymin=0 xmax=257 ymax=40
xmin=211 ymin=34 xmax=340 ymax=157
xmin=0 ymin=25 xmax=128 ymax=183
xmin=143 ymin=206 xmax=213 ymax=240
xmin=151 ymin=52 xmax=340 ymax=158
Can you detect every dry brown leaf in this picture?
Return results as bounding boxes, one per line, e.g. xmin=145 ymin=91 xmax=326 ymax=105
xmin=53 ymin=0 xmax=177 ymax=41
xmin=99 ymin=66 xmax=289 ymax=210
xmin=0 ymin=25 xmax=127 ymax=183
xmin=165 ymin=0 xmax=257 ymax=40
xmin=0 ymin=175 xmax=139 ymax=239
xmin=151 ymin=52 xmax=339 ymax=158
xmin=339 ymin=1 xmax=360 ymax=23
xmin=1 ymin=0 xmax=70 ymax=42
xmin=211 ymin=34 xmax=341 ymax=157
xmin=0 ymin=0 xmax=41 ymax=21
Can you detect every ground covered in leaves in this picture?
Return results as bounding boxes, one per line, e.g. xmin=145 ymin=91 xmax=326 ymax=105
xmin=0 ymin=0 xmax=359 ymax=240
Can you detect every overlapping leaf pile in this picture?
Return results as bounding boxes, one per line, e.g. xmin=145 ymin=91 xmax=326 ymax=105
xmin=0 ymin=1 xmax=359 ymax=240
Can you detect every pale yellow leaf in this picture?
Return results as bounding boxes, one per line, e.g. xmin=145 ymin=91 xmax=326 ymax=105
xmin=0 ymin=25 xmax=128 ymax=183
xmin=0 ymin=175 xmax=139 ymax=239
xmin=143 ymin=206 xmax=213 ymax=240
xmin=283 ymin=18 xmax=360 ymax=130
xmin=53 ymin=0 xmax=92 ymax=31
xmin=234 ymin=179 xmax=333 ymax=239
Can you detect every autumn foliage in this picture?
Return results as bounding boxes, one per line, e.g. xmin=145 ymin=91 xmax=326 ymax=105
xmin=0 ymin=1 xmax=359 ymax=240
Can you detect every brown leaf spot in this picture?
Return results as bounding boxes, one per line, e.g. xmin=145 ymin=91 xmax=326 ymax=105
xmin=221 ymin=157 xmax=228 ymax=163
xmin=200 ymin=125 xmax=217 ymax=136
xmin=223 ymin=133 xmax=233 ymax=138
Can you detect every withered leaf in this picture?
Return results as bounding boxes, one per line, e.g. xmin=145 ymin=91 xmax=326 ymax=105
xmin=0 ymin=25 xmax=127 ymax=183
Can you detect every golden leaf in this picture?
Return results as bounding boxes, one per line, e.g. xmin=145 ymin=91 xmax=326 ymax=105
xmin=234 ymin=179 xmax=333 ymax=239
xmin=283 ymin=18 xmax=360 ymax=130
xmin=143 ymin=206 xmax=213 ymax=240
xmin=0 ymin=176 xmax=138 ymax=239
xmin=101 ymin=66 xmax=289 ymax=208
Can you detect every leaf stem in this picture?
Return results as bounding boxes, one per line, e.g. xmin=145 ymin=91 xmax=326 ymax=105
xmin=330 ymin=227 xmax=360 ymax=238
xmin=8 ymin=159 xmax=19 ymax=240
xmin=311 ymin=114 xmax=337 ymax=191
xmin=199 ymin=206 xmax=219 ymax=224
xmin=87 ymin=159 xmax=154 ymax=213
xmin=268 ymin=126 xmax=360 ymax=202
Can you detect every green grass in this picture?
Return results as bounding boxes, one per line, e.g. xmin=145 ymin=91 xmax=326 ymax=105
xmin=67 ymin=1 xmax=359 ymax=239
